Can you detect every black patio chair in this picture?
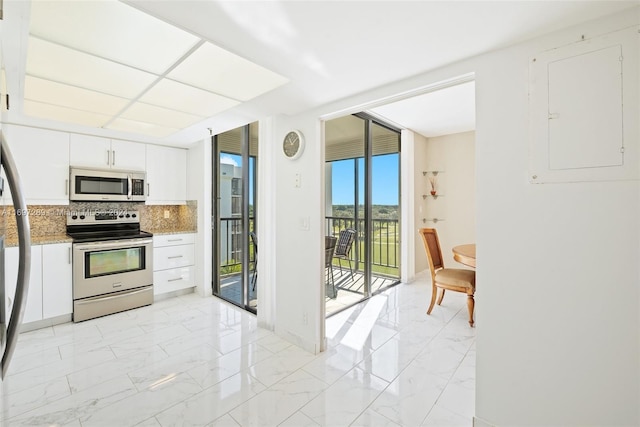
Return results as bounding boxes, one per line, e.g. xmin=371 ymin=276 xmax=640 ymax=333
xmin=333 ymin=228 xmax=356 ymax=279
xmin=249 ymin=231 xmax=258 ymax=291
xmin=325 ymin=236 xmax=338 ymax=298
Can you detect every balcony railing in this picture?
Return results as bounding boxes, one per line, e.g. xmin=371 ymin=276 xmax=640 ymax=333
xmin=219 ymin=217 xmax=255 ymax=274
xmin=325 ymin=216 xmax=399 ymax=276
xmin=218 ymin=216 xmax=399 ymax=278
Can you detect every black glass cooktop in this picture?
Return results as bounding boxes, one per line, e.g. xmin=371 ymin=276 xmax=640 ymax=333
xmin=67 ymin=223 xmax=153 ymax=243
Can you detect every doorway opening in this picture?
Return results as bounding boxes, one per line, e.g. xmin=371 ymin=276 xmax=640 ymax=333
xmin=211 ymin=122 xmax=258 ymax=314
xmin=324 ymin=113 xmax=401 ymax=316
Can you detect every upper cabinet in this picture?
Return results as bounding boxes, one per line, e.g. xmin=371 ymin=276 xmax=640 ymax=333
xmin=146 ymin=144 xmax=187 ymax=204
xmin=111 ymin=140 xmax=146 ymax=171
xmin=1 ymin=124 xmax=186 ymax=205
xmin=2 ymin=124 xmax=70 ymax=205
xmin=70 ymin=134 xmax=145 ymax=171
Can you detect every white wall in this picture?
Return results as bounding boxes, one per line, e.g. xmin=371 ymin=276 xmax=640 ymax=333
xmin=471 ymin=12 xmax=639 ymax=425
xmin=400 ymin=129 xmax=416 ymax=283
xmin=419 ymin=131 xmax=476 ymax=270
xmin=187 ymin=139 xmax=212 ymax=297
xmin=274 ymin=6 xmax=639 ymax=425
xmin=413 ymin=132 xmax=429 ymax=273
xmin=271 ymin=114 xmax=325 ymax=353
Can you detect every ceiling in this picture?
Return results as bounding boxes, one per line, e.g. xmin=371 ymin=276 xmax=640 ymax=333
xmin=1 ymin=1 xmax=636 ymax=146
xmin=369 ymin=81 xmax=476 ymax=138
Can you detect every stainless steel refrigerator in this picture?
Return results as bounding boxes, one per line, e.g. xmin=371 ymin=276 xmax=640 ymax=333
xmin=0 ymin=131 xmax=31 ymax=379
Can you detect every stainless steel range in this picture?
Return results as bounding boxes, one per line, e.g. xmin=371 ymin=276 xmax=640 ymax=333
xmin=66 ymin=210 xmax=153 ymax=322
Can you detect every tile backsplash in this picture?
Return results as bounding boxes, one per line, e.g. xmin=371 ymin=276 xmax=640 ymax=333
xmin=3 ymin=201 xmax=197 ymax=242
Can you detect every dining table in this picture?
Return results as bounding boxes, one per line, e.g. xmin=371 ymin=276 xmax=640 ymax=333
xmin=452 ymin=244 xmax=476 ymax=268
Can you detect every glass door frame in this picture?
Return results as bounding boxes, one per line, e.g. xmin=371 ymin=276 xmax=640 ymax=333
xmin=356 ymin=113 xmax=403 ymax=299
xmin=326 ymin=113 xmax=401 ymax=307
xmin=211 ymin=124 xmax=257 ymax=314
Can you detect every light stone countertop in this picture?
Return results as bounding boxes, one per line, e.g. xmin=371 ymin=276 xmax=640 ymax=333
xmin=5 ymin=234 xmax=73 ymax=247
xmin=147 ymin=229 xmax=196 ymax=236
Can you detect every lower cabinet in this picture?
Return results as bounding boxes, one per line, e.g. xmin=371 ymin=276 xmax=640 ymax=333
xmin=153 ymin=233 xmax=195 ymax=296
xmin=42 ymin=243 xmax=73 ymax=319
xmin=4 ymin=242 xmax=72 ymax=324
xmin=4 ymin=245 xmax=42 ymax=323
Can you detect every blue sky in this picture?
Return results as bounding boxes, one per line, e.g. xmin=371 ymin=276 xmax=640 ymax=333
xmin=331 ymin=154 xmax=399 ymax=205
xmin=221 ymin=152 xmax=399 ymax=206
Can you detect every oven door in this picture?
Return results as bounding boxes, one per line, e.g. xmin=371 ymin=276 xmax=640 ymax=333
xmin=73 ymin=238 xmax=153 ymax=299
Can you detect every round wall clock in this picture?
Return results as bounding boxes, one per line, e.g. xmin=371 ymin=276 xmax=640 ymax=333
xmin=282 ymin=130 xmax=305 ymax=160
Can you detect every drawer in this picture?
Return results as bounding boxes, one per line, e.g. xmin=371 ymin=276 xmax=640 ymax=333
xmin=154 ymin=266 xmax=194 ymax=295
xmin=153 ymin=233 xmax=195 ymax=248
xmin=153 ymin=244 xmax=195 ymax=270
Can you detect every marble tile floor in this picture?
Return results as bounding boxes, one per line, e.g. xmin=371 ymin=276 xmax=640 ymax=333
xmin=218 ymin=273 xmax=258 ymax=308
xmin=0 ymin=272 xmax=475 ymax=426
xmin=325 ymin=270 xmax=401 ymax=317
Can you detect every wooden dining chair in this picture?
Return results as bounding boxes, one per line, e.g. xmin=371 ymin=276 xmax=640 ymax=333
xmin=419 ymin=228 xmax=476 ymax=326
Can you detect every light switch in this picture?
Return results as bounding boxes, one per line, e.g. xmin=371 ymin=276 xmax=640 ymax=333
xmin=299 ymin=216 xmax=309 ymax=230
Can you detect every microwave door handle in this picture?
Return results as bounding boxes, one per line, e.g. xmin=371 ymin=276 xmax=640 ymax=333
xmin=127 ymin=174 xmax=132 ymax=200
xmin=0 ymin=131 xmax=32 ymax=379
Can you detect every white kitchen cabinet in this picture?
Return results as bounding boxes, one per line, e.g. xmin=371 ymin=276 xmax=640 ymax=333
xmin=4 ymin=245 xmax=43 ymax=324
xmin=110 ymin=140 xmax=146 ymax=171
xmin=70 ymin=134 xmax=145 ymax=171
xmin=2 ymin=125 xmax=69 ymax=205
xmin=146 ymin=144 xmax=187 ymax=204
xmin=153 ymin=233 xmax=196 ymax=247
xmin=42 ymin=243 xmax=73 ymax=319
xmin=69 ymin=134 xmax=111 ymax=168
xmin=153 ymin=233 xmax=195 ymax=296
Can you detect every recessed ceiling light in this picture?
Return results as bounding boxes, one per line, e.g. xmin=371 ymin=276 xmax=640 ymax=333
xmin=23 ymin=100 xmax=111 ymax=128
xmin=29 ymin=0 xmax=199 ymax=74
xmin=26 ymin=37 xmax=157 ymax=99
xmin=169 ymin=42 xmax=289 ymax=101
xmin=24 ymin=75 xmax=130 ymax=116
xmin=140 ymin=78 xmax=240 ymax=117
xmin=106 ymin=117 xmax=179 ymax=138
xmin=120 ymin=102 xmax=205 ymax=129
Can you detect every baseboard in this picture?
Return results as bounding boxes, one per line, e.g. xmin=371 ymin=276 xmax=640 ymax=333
xmin=473 ymin=416 xmax=496 ymax=427
xmin=275 ymin=327 xmax=321 ymax=355
xmin=21 ymin=314 xmax=73 ymax=332
xmin=154 ymin=286 xmax=195 ymax=301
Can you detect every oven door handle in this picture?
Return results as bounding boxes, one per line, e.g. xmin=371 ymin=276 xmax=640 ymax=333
xmin=127 ymin=174 xmax=132 ymax=200
xmin=74 ymin=238 xmax=153 ymax=251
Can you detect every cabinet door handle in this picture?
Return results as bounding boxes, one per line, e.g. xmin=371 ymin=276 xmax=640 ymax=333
xmin=112 ymin=150 xmax=116 ymax=166
xmin=147 ymin=183 xmax=150 ymax=197
xmin=106 ymin=150 xmax=110 ymax=166
xmin=65 ymin=179 xmax=68 ymax=195
xmin=68 ymin=247 xmax=72 ymax=264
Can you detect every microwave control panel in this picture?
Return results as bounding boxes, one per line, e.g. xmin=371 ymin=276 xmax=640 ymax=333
xmin=131 ymin=179 xmax=145 ymax=196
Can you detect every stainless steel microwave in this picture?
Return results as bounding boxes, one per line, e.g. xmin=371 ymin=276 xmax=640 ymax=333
xmin=70 ymin=167 xmax=146 ymax=202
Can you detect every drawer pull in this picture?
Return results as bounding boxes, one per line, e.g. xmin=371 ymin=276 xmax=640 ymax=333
xmin=168 ymin=255 xmax=183 ymax=259
xmin=168 ymin=277 xmax=182 ymax=282
xmin=167 ymin=238 xmax=183 ymax=242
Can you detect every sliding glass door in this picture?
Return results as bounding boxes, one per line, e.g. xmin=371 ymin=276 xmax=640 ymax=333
xmin=212 ymin=123 xmax=258 ymax=313
xmin=325 ymin=114 xmax=400 ymax=316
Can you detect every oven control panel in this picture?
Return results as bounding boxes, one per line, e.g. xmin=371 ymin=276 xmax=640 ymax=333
xmin=67 ymin=210 xmax=140 ymax=225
